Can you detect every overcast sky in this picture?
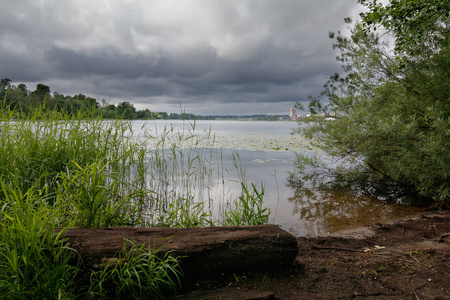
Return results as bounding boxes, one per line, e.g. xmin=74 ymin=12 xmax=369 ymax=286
xmin=1 ymin=0 xmax=363 ymax=115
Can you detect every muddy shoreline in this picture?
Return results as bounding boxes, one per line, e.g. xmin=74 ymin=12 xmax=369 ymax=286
xmin=171 ymin=210 xmax=450 ymax=299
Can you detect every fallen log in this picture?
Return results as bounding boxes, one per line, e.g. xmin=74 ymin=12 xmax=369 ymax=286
xmin=57 ymin=225 xmax=299 ymax=278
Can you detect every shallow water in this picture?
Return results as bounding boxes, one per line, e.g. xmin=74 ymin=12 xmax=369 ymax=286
xmin=132 ymin=119 xmax=422 ymax=237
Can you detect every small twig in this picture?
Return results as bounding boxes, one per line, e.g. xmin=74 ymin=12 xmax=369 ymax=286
xmin=312 ymin=246 xmax=365 ymax=253
xmin=409 ymin=253 xmax=433 ymax=268
xmin=381 ymin=276 xmax=392 ymax=283
xmin=399 ymin=257 xmax=414 ymax=264
xmin=312 ymin=246 xmax=389 ymax=255
xmin=432 ymin=225 xmax=439 ymax=235
xmin=412 ymin=289 xmax=420 ymax=300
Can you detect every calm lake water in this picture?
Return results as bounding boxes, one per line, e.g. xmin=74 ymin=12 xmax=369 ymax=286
xmin=131 ymin=119 xmax=421 ymax=237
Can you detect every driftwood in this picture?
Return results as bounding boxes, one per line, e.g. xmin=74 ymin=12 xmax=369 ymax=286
xmin=57 ymin=225 xmax=299 ymax=277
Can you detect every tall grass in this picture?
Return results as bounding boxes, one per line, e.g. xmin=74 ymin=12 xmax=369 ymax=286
xmin=0 ymin=182 xmax=78 ymax=298
xmin=55 ymin=159 xmax=146 ymax=228
xmin=0 ymin=103 xmax=270 ymax=298
xmin=220 ymin=182 xmax=270 ymax=226
xmin=87 ymin=238 xmax=182 ymax=299
xmin=0 ymin=105 xmax=147 ymax=209
xmin=142 ymin=121 xmax=218 ymax=227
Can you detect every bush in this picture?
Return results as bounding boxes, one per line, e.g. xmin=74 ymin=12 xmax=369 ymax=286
xmin=295 ymin=1 xmax=450 ymax=206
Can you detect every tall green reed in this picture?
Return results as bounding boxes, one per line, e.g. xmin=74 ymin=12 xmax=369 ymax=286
xmin=0 ymin=181 xmax=182 ymax=299
xmin=220 ymin=182 xmax=270 ymax=226
xmin=140 ymin=120 xmax=270 ymax=227
xmin=0 ymin=105 xmax=147 ymax=207
xmin=0 ymin=182 xmax=79 ymax=298
xmin=0 ymin=102 xmax=270 ymax=298
xmin=55 ymin=160 xmax=146 ymax=228
xmin=218 ymin=152 xmax=270 ymax=226
xmin=141 ymin=120 xmax=218 ymax=227
xmin=0 ymin=105 xmax=181 ymax=298
xmin=1 ymin=102 xmax=270 ymax=229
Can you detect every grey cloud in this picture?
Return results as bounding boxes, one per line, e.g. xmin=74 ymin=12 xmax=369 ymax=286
xmin=0 ymin=0 xmax=362 ymax=115
xmin=45 ymin=47 xmax=165 ymax=78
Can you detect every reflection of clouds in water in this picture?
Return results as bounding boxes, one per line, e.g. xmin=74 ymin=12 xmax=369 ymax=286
xmin=135 ymin=120 xmax=424 ymax=237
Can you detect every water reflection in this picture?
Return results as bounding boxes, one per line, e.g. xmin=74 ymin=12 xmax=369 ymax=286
xmin=287 ymin=184 xmax=423 ymax=237
xmin=129 ymin=119 xmax=423 ymax=237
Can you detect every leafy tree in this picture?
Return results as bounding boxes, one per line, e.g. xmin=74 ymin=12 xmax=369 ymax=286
xmin=0 ymin=78 xmax=12 ymax=102
xmin=27 ymin=84 xmax=52 ymax=108
xmin=71 ymin=94 xmax=98 ymax=111
xmin=34 ymin=84 xmax=51 ymax=99
xmin=1 ymin=83 xmax=24 ymax=109
xmin=17 ymin=83 xmax=27 ymax=94
xmin=1 ymin=80 xmax=209 ymax=121
xmin=295 ymin=0 xmax=450 ymax=206
xmin=98 ymin=103 xmax=117 ymax=118
xmin=0 ymin=78 xmax=11 ymax=90
xmin=136 ymin=109 xmax=151 ymax=119
xmin=117 ymin=101 xmax=136 ymax=119
xmin=359 ymin=0 xmax=449 ymax=53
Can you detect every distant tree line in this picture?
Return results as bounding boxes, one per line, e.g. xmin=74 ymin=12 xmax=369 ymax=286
xmin=214 ymin=114 xmax=289 ymax=121
xmin=0 ymin=79 xmax=213 ymax=120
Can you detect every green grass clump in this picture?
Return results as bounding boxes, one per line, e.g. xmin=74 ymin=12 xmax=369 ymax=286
xmin=55 ymin=160 xmax=146 ymax=228
xmin=0 ymin=106 xmax=181 ymax=298
xmin=87 ymin=239 xmax=182 ymax=299
xmin=0 ymin=106 xmax=147 ymax=210
xmin=0 ymin=182 xmax=78 ymax=298
xmin=221 ymin=182 xmax=270 ymax=226
xmin=0 ymin=182 xmax=181 ymax=299
xmin=0 ymin=102 xmax=270 ymax=298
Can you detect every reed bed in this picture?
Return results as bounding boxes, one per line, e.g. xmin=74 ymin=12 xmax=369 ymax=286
xmin=0 ymin=103 xmax=269 ymax=298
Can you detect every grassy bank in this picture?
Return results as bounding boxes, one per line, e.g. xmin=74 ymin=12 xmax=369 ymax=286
xmin=0 ymin=104 xmax=269 ymax=298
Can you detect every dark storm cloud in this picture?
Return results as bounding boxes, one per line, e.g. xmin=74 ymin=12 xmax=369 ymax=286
xmin=45 ymin=47 xmax=166 ymax=78
xmin=0 ymin=0 xmax=362 ymax=115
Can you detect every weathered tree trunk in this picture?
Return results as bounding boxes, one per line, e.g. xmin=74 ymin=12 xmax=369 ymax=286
xmin=58 ymin=225 xmax=299 ymax=278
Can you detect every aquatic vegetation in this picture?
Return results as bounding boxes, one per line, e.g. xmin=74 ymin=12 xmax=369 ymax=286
xmin=220 ymin=182 xmax=270 ymax=226
xmin=0 ymin=104 xmax=270 ymax=297
xmin=150 ymin=133 xmax=310 ymax=152
xmin=209 ymin=134 xmax=309 ymax=152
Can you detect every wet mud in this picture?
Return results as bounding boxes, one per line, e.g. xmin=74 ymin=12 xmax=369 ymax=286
xmin=172 ymin=210 xmax=450 ymax=299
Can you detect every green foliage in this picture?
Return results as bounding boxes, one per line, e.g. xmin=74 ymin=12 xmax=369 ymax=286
xmin=56 ymin=160 xmax=146 ymax=228
xmin=358 ymin=0 xmax=449 ymax=53
xmin=1 ymin=81 xmax=213 ymax=119
xmin=296 ymin=1 xmax=450 ymax=206
xmin=0 ymin=181 xmax=181 ymax=299
xmin=155 ymin=196 xmax=214 ymax=228
xmin=140 ymin=122 xmax=269 ymax=228
xmin=0 ymin=182 xmax=79 ymax=298
xmin=87 ymin=239 xmax=182 ymax=299
xmin=0 ymin=107 xmax=147 ymax=208
xmin=0 ymin=101 xmax=271 ymax=297
xmin=0 ymin=107 xmax=178 ymax=298
xmin=221 ymin=182 xmax=270 ymax=226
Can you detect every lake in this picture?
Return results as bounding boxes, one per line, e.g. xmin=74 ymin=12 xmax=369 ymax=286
xmin=131 ymin=119 xmax=421 ymax=237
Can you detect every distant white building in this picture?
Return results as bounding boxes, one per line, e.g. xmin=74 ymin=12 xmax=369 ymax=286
xmin=290 ymin=108 xmax=296 ymax=119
